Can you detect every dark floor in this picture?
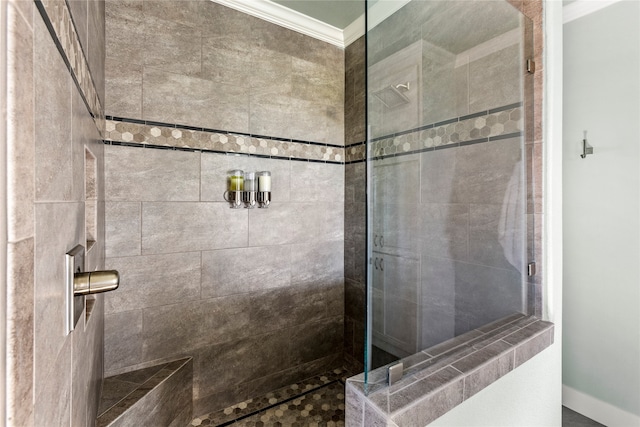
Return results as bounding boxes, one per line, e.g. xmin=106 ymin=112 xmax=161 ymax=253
xmin=191 ymin=368 xmax=348 ymax=427
xmin=562 ymin=406 xmax=606 ymax=427
xmin=190 ymin=372 xmax=604 ymax=427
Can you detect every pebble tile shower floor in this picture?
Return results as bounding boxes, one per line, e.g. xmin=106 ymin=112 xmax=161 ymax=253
xmin=191 ymin=368 xmax=349 ymax=426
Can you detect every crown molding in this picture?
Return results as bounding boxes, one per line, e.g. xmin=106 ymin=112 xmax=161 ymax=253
xmin=209 ymin=0 xmax=344 ymax=47
xmin=563 ymin=0 xmax=623 ymax=24
xmin=209 ymin=0 xmax=415 ymax=48
xmin=213 ymin=0 xmax=626 ymax=46
xmin=343 ymin=0 xmax=413 ymax=46
xmin=367 ymin=0 xmax=411 ymax=31
xmin=343 ymin=14 xmax=365 ymax=46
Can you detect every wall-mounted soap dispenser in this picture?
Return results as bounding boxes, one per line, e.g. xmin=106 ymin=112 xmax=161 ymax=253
xmin=224 ymin=169 xmax=271 ymax=208
xmin=65 ymin=244 xmax=119 ymax=334
xmin=242 ymin=172 xmax=257 ymax=209
xmin=224 ymin=169 xmax=244 ymax=209
xmin=256 ymin=171 xmax=271 ymax=208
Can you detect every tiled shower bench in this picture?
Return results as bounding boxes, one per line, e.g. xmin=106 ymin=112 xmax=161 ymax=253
xmin=96 ymin=358 xmax=193 ymax=427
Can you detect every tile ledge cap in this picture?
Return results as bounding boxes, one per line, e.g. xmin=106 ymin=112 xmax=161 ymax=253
xmin=346 ymin=316 xmax=555 ymax=421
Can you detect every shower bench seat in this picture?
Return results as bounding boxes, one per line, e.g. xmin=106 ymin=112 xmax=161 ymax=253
xmin=96 ymin=357 xmax=193 ymax=427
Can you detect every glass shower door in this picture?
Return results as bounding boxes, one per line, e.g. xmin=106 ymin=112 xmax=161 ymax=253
xmin=365 ymin=0 xmax=533 ymax=381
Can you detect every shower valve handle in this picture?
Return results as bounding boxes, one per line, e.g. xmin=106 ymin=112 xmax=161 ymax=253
xmin=73 ymin=270 xmax=120 ymax=295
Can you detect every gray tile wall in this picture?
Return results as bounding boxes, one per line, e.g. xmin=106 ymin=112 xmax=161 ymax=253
xmin=68 ymin=0 xmax=106 ymax=104
xmin=105 ymin=0 xmax=344 ymax=145
xmin=4 ymin=0 xmax=106 ymax=425
xmin=344 ymin=37 xmax=367 ymax=373
xmin=367 ymin=0 xmax=523 ymax=140
xmin=104 ymin=3 xmax=346 ymax=416
xmin=345 ymin=37 xmax=366 ymax=146
xmin=104 ymin=147 xmax=345 ymax=415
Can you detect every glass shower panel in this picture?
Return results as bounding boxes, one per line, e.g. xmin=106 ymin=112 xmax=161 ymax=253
xmin=365 ymin=0 xmax=532 ymax=383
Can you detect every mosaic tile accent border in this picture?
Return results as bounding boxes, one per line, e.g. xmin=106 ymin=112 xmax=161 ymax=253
xmin=345 ymin=142 xmax=366 ymax=164
xmin=345 ymin=103 xmax=524 ymax=164
xmin=104 ymin=117 xmax=345 ymax=163
xmin=35 ymin=0 xmax=102 ymax=122
xmin=105 ymin=103 xmax=521 ymax=165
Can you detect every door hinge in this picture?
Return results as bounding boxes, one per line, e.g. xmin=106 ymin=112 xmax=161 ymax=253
xmin=527 ymin=262 xmax=536 ymax=277
xmin=527 ymin=59 xmax=536 ymax=74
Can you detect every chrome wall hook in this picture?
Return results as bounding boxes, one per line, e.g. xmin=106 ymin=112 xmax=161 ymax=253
xmin=580 ymin=130 xmax=594 ymax=158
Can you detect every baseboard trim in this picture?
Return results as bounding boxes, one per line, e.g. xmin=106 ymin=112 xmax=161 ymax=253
xmin=562 ymin=384 xmax=640 ymax=426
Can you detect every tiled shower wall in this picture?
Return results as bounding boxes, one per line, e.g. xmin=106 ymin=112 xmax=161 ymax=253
xmin=3 ymin=0 xmax=106 ymax=425
xmin=103 ymin=0 xmax=345 ymax=416
xmin=105 ymin=0 xmax=343 ymax=143
xmin=344 ymin=36 xmax=367 ymax=373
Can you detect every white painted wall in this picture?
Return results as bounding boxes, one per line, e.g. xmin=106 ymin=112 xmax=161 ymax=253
xmin=431 ymin=1 xmax=565 ymax=425
xmin=562 ymin=1 xmax=640 ymax=425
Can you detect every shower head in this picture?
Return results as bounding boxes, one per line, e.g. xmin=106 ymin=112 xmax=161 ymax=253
xmin=373 ymin=82 xmax=411 ymax=109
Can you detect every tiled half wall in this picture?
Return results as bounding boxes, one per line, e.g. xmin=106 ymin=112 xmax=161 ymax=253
xmin=346 ymin=315 xmax=554 ymax=426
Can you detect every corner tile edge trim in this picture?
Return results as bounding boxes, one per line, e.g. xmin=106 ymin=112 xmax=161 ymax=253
xmin=346 ymin=315 xmax=554 ymax=427
xmin=104 ymin=119 xmax=346 ymax=163
xmin=35 ymin=0 xmax=103 ymax=123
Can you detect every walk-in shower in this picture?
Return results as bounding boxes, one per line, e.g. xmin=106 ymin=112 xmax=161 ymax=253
xmin=364 ymin=0 xmax=535 ymax=385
